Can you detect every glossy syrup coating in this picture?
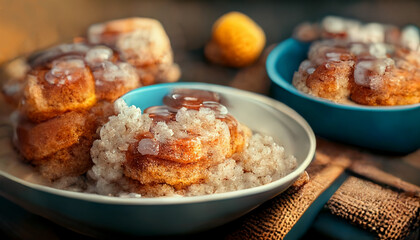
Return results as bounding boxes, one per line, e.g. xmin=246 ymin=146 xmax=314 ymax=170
xmin=20 ymin=43 xmax=141 ymax=123
xmin=87 ymin=17 xmax=181 ymax=85
xmin=4 ymin=17 xmax=183 ymax=182
xmin=293 ymin=40 xmax=420 ymax=105
xmin=293 ymin=17 xmax=420 ymax=106
xmin=163 ymin=88 xmax=220 ymax=110
xmin=13 ymin=42 xmax=140 ymax=180
xmin=143 ymin=105 xmax=176 ymax=122
xmin=124 ymin=89 xmax=251 ymax=190
xmin=21 ymin=56 xmax=97 ymax=122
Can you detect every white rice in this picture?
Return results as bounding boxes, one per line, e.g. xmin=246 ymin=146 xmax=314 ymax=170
xmin=86 ymin=99 xmax=297 ymax=197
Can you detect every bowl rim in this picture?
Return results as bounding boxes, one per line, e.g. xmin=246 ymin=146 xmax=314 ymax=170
xmin=266 ymin=38 xmax=420 ymax=112
xmin=1 ymin=82 xmax=316 ymax=206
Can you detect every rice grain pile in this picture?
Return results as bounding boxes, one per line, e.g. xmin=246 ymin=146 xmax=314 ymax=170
xmin=86 ymin=99 xmax=296 ymax=197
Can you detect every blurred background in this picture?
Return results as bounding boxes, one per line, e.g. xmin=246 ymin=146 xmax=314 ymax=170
xmin=0 ymin=0 xmax=419 ymax=239
xmin=1 ymin=0 xmax=419 ymax=82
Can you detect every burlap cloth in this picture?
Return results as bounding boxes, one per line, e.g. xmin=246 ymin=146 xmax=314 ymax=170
xmin=1 ymin=44 xmax=419 ymax=239
xmin=221 ymin=49 xmax=420 ymax=239
xmin=222 ymin=138 xmax=420 ymax=240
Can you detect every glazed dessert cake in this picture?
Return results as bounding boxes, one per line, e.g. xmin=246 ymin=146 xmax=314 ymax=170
xmin=293 ymin=16 xmax=420 ymax=106
xmin=1 ymin=18 xmax=296 ymax=198
xmin=1 ymin=18 xmax=180 ymax=181
xmin=89 ymin=89 xmax=297 ymax=197
xmin=88 ymin=18 xmax=180 ymax=86
xmin=14 ymin=43 xmax=136 ymax=180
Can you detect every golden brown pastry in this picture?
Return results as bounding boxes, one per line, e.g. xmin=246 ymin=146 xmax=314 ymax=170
xmin=22 ymin=57 xmax=97 ymax=122
xmin=350 ymin=53 xmax=420 ymax=106
xmin=123 ymin=89 xmax=252 ymax=191
xmin=1 ymin=18 xmax=181 ymax=183
xmin=11 ymin=42 xmax=140 ymax=180
xmin=293 ymin=17 xmax=420 ymax=106
xmin=16 ymin=101 xmax=114 ymax=180
xmin=89 ymin=90 xmax=297 ymax=197
xmin=88 ymin=17 xmax=181 ymax=85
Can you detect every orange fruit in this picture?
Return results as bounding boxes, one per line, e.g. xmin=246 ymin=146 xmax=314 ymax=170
xmin=205 ymin=12 xmax=266 ymax=68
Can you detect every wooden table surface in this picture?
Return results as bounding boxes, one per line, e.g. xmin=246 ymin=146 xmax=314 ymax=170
xmin=1 ymin=137 xmax=419 ymax=240
xmin=1 ymin=0 xmax=419 ymax=239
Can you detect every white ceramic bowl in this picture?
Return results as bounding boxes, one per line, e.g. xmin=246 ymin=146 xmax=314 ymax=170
xmin=0 ymin=83 xmax=315 ymax=237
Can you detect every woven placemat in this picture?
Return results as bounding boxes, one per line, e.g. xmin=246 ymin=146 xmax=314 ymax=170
xmin=225 ymin=138 xmax=420 ymax=240
xmin=1 ymin=44 xmax=419 ymax=239
xmin=226 ymin=139 xmax=353 ymax=239
xmin=225 ymin=52 xmax=420 ymax=239
xmin=326 ymin=176 xmax=420 ymax=240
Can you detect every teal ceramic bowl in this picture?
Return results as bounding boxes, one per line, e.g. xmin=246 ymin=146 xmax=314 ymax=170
xmin=0 ymin=83 xmax=315 ymax=236
xmin=267 ymin=38 xmax=420 ymax=154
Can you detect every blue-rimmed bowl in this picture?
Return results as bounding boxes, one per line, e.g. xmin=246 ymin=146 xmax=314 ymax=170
xmin=267 ymin=38 xmax=420 ymax=154
xmin=0 ymin=83 xmax=315 ymax=236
